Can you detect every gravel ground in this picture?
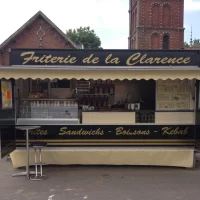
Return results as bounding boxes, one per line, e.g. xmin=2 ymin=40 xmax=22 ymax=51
xmin=0 ymin=155 xmax=200 ymax=200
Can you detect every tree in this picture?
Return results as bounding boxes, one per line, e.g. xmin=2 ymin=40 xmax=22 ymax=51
xmin=193 ymin=38 xmax=200 ymax=46
xmin=184 ymin=38 xmax=200 ymax=48
xmin=184 ymin=42 xmax=190 ymax=48
xmin=66 ymin=26 xmax=102 ymax=49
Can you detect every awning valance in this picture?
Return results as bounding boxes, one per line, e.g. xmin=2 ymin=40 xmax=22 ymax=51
xmin=1 ymin=68 xmax=200 ymax=80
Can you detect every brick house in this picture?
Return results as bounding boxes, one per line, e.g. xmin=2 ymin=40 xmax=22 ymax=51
xmin=0 ymin=11 xmax=79 ymax=66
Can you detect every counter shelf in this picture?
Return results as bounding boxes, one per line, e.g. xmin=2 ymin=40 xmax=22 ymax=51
xmin=17 ymin=99 xmax=79 ymax=125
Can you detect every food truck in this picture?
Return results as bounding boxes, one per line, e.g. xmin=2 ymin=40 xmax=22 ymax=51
xmin=0 ymin=48 xmax=200 ymax=168
xmin=0 ymin=11 xmax=199 ymax=169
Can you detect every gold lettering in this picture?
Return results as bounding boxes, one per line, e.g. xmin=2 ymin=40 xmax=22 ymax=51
xmin=75 ymin=128 xmax=84 ymax=135
xmin=144 ymin=57 xmax=154 ymax=64
xmin=20 ymin=51 xmax=192 ymax=67
xmin=63 ymin=56 xmax=71 ymax=63
xmin=92 ymin=57 xmax=99 ymax=64
xmin=139 ymin=54 xmax=148 ymax=64
xmin=57 ymin=57 xmax=64 ymax=63
xmin=160 ymin=57 xmax=168 ymax=64
xmin=44 ymin=55 xmax=52 ymax=63
xmin=105 ymin=54 xmax=112 ymax=63
xmin=20 ymin=51 xmax=78 ymax=65
xmin=105 ymin=54 xmax=120 ymax=64
xmin=82 ymin=54 xmax=99 ymax=64
xmin=115 ymin=127 xmax=150 ymax=136
xmin=50 ymin=57 xmax=59 ymax=63
xmin=20 ymin=51 xmax=35 ymax=64
xmin=63 ymin=56 xmax=77 ymax=64
xmin=126 ymin=53 xmax=191 ymax=66
xmin=70 ymin=57 xmax=77 ymax=63
xmin=162 ymin=127 xmax=188 ymax=135
xmin=32 ymin=56 xmax=40 ymax=63
xmin=154 ymin=57 xmax=161 ymax=64
xmin=58 ymin=127 xmax=104 ymax=136
xmin=183 ymin=57 xmax=191 ymax=64
xmin=176 ymin=57 xmax=184 ymax=64
xmin=29 ymin=129 xmax=48 ymax=136
xmin=69 ymin=130 xmax=77 ymax=135
xmin=167 ymin=58 xmax=177 ymax=64
xmin=59 ymin=127 xmax=67 ymax=136
xmin=39 ymin=55 xmax=47 ymax=63
xmin=126 ymin=53 xmax=141 ymax=66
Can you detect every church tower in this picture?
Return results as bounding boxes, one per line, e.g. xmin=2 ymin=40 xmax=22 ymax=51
xmin=128 ymin=0 xmax=184 ymax=49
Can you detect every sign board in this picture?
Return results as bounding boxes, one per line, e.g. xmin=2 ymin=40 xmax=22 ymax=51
xmin=156 ymin=80 xmax=191 ymax=110
xmin=16 ymin=125 xmax=195 ymax=147
xmin=10 ymin=48 xmax=200 ymax=67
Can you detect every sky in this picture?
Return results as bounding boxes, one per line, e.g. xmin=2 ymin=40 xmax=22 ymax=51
xmin=0 ymin=0 xmax=199 ymax=49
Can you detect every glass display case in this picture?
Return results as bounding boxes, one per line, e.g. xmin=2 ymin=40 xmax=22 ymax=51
xmin=17 ymin=99 xmax=79 ymax=125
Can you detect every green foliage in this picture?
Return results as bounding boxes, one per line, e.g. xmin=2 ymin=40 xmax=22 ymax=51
xmin=193 ymin=38 xmax=200 ymax=46
xmin=184 ymin=38 xmax=200 ymax=48
xmin=66 ymin=26 xmax=102 ymax=49
xmin=184 ymin=42 xmax=190 ymax=48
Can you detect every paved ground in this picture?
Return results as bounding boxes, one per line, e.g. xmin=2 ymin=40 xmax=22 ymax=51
xmin=0 ymin=156 xmax=200 ymax=200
